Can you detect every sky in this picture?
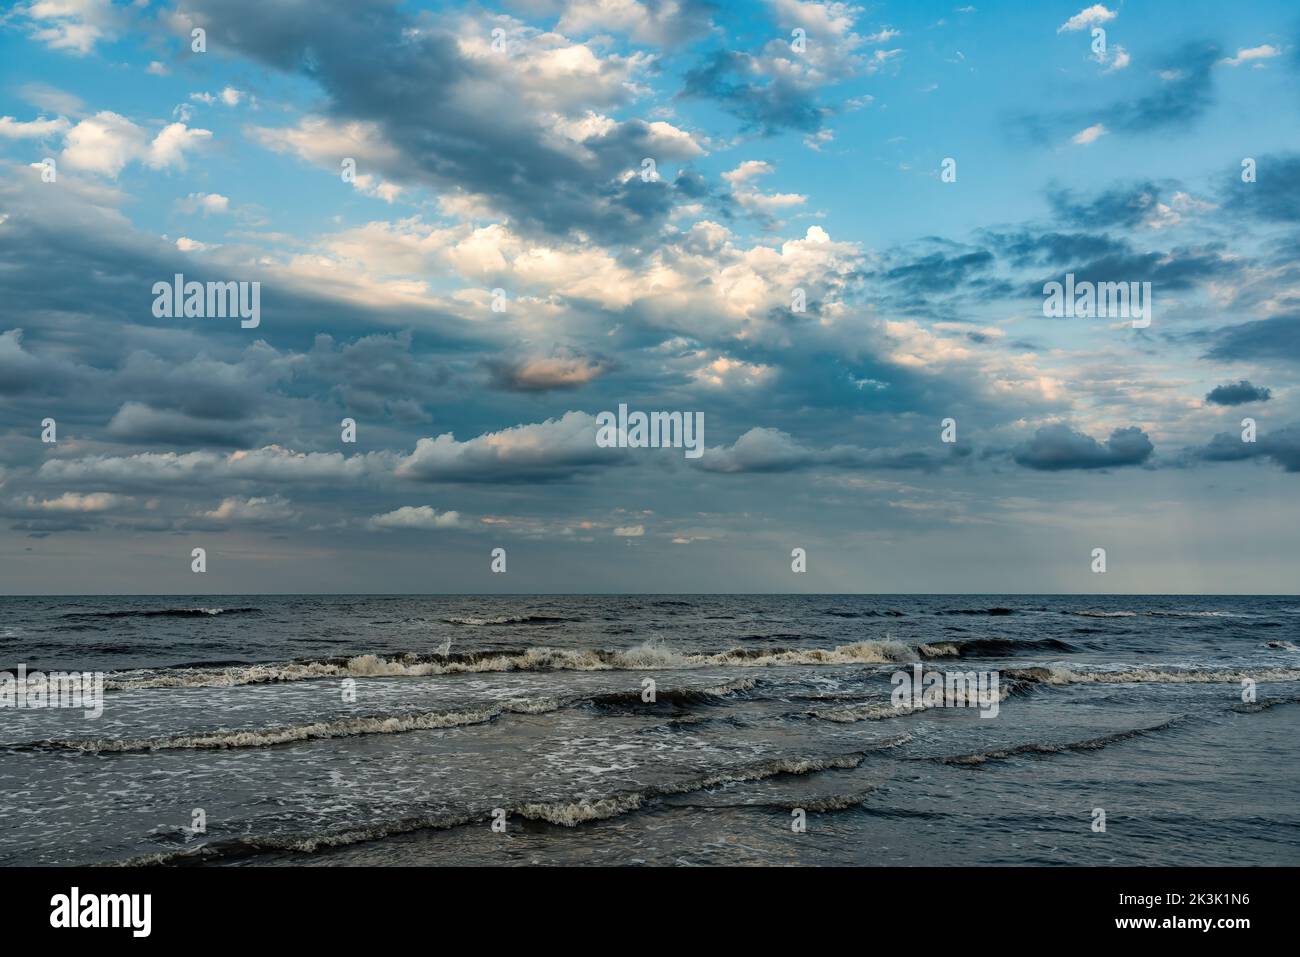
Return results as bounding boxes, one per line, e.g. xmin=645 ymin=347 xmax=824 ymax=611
xmin=0 ymin=0 xmax=1298 ymax=595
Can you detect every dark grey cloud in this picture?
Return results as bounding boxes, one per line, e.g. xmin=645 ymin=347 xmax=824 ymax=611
xmin=105 ymin=402 xmax=261 ymax=447
xmin=1029 ymin=244 xmax=1239 ymax=297
xmin=1222 ymin=152 xmax=1300 ymax=224
xmin=680 ymin=50 xmax=825 ymax=135
xmin=0 ymin=329 xmax=87 ymax=396
xmin=1207 ymin=313 xmax=1300 ymax=363
xmin=1197 ymin=429 xmax=1258 ymax=462
xmin=882 ymin=247 xmax=996 ymax=293
xmin=1046 ymin=182 xmax=1171 ymax=230
xmin=853 ymin=239 xmax=1018 ymax=320
xmin=116 ymin=348 xmax=286 ymax=422
xmin=301 ymin=332 xmax=448 ymax=422
xmin=0 ymin=170 xmax=481 ymax=353
xmin=1206 ymin=380 xmax=1272 ymax=405
xmin=984 ymin=230 xmax=1132 ymax=268
xmin=874 ymin=218 xmax=1237 ymax=322
xmin=1197 ymin=425 xmax=1300 ymax=472
xmin=1013 ymin=424 xmax=1154 ymax=471
xmin=2 ymin=1 xmax=1297 ymax=592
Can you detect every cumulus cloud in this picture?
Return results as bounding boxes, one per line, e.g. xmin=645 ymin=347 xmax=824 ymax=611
xmin=700 ymin=427 xmax=962 ymax=473
xmin=682 ymin=0 xmax=893 ymax=134
xmin=292 ymin=216 xmax=864 ymax=343
xmin=199 ymin=495 xmax=296 ymax=523
xmin=1207 ymin=313 xmax=1300 ymax=363
xmin=0 ymin=115 xmax=71 ymax=139
xmin=177 ymin=0 xmax=701 ymax=239
xmin=1197 ymin=425 xmax=1300 ymax=472
xmin=18 ymin=0 xmax=124 ymax=54
xmin=3 ymin=0 xmax=1298 ymax=588
xmin=1057 ymin=5 xmax=1116 ymax=33
xmin=106 ymin=403 xmax=258 ymax=447
xmin=1205 ymin=380 xmax=1271 ymax=406
xmin=396 ymin=412 xmax=618 ymax=483
xmin=24 ymin=492 xmax=129 ymax=512
xmin=554 ymin=0 xmax=713 ymax=45
xmin=368 ymin=505 xmax=461 ymax=530
xmin=175 ymin=192 xmax=230 ymax=215
xmin=0 ymin=327 xmax=82 ymax=394
xmin=38 ymin=446 xmax=394 ymax=488
xmin=1219 ymin=45 xmax=1282 ymax=67
xmin=723 ymin=160 xmax=806 ymax=218
xmin=60 ymin=111 xmax=211 ymax=176
xmin=1013 ymin=425 xmax=1154 ymax=471
xmin=1101 ymin=45 xmax=1130 ymax=73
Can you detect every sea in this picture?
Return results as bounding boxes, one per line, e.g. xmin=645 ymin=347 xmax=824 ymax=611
xmin=1 ymin=594 xmax=1297 ymax=867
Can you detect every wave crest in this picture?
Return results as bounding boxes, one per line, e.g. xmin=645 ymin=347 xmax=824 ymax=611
xmin=106 ymin=640 xmax=916 ymax=690
xmin=117 ymin=742 xmax=907 ymax=864
xmin=61 ymin=607 xmax=260 ymax=620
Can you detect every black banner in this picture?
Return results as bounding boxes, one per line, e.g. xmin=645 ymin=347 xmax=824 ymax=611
xmin=0 ymin=866 xmax=1281 ymax=943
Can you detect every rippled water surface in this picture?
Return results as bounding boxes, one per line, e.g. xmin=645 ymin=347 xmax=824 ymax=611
xmin=1 ymin=594 xmax=1297 ymax=866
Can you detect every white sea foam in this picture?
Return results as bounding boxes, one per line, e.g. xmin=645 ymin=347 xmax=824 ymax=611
xmin=36 ymin=677 xmax=762 ymax=752
xmin=105 ymin=640 xmax=915 ymax=690
xmin=116 ymin=743 xmax=907 ymax=863
xmin=1034 ymin=665 xmax=1300 ymax=685
xmin=38 ymin=704 xmax=526 ymax=752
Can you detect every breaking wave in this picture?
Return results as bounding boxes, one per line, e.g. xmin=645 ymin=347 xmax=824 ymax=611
xmin=61 ymin=607 xmax=260 ymax=620
xmin=104 ymin=640 xmax=917 ymax=690
xmin=23 ymin=677 xmax=764 ymax=753
xmin=917 ymin=637 xmax=1077 ymax=658
xmin=22 ymin=705 xmax=517 ymax=753
xmin=1008 ymin=665 xmax=1300 ymax=686
xmin=588 ymin=676 xmax=758 ymax=710
xmin=117 ymin=743 xmax=906 ymax=864
xmin=1231 ymin=695 xmax=1300 ymax=714
xmin=930 ymin=717 xmax=1188 ymax=765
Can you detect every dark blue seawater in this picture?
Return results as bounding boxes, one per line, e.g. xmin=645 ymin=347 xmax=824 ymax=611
xmin=1 ymin=594 xmax=1297 ymax=866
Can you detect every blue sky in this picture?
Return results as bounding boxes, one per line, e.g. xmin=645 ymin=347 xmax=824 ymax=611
xmin=1 ymin=0 xmax=1299 ymax=594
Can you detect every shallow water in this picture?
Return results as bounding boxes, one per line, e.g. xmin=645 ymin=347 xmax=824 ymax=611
xmin=1 ymin=594 xmax=1297 ymax=866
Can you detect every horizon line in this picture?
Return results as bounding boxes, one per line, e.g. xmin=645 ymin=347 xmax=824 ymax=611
xmin=2 ymin=592 xmax=1296 ymax=599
